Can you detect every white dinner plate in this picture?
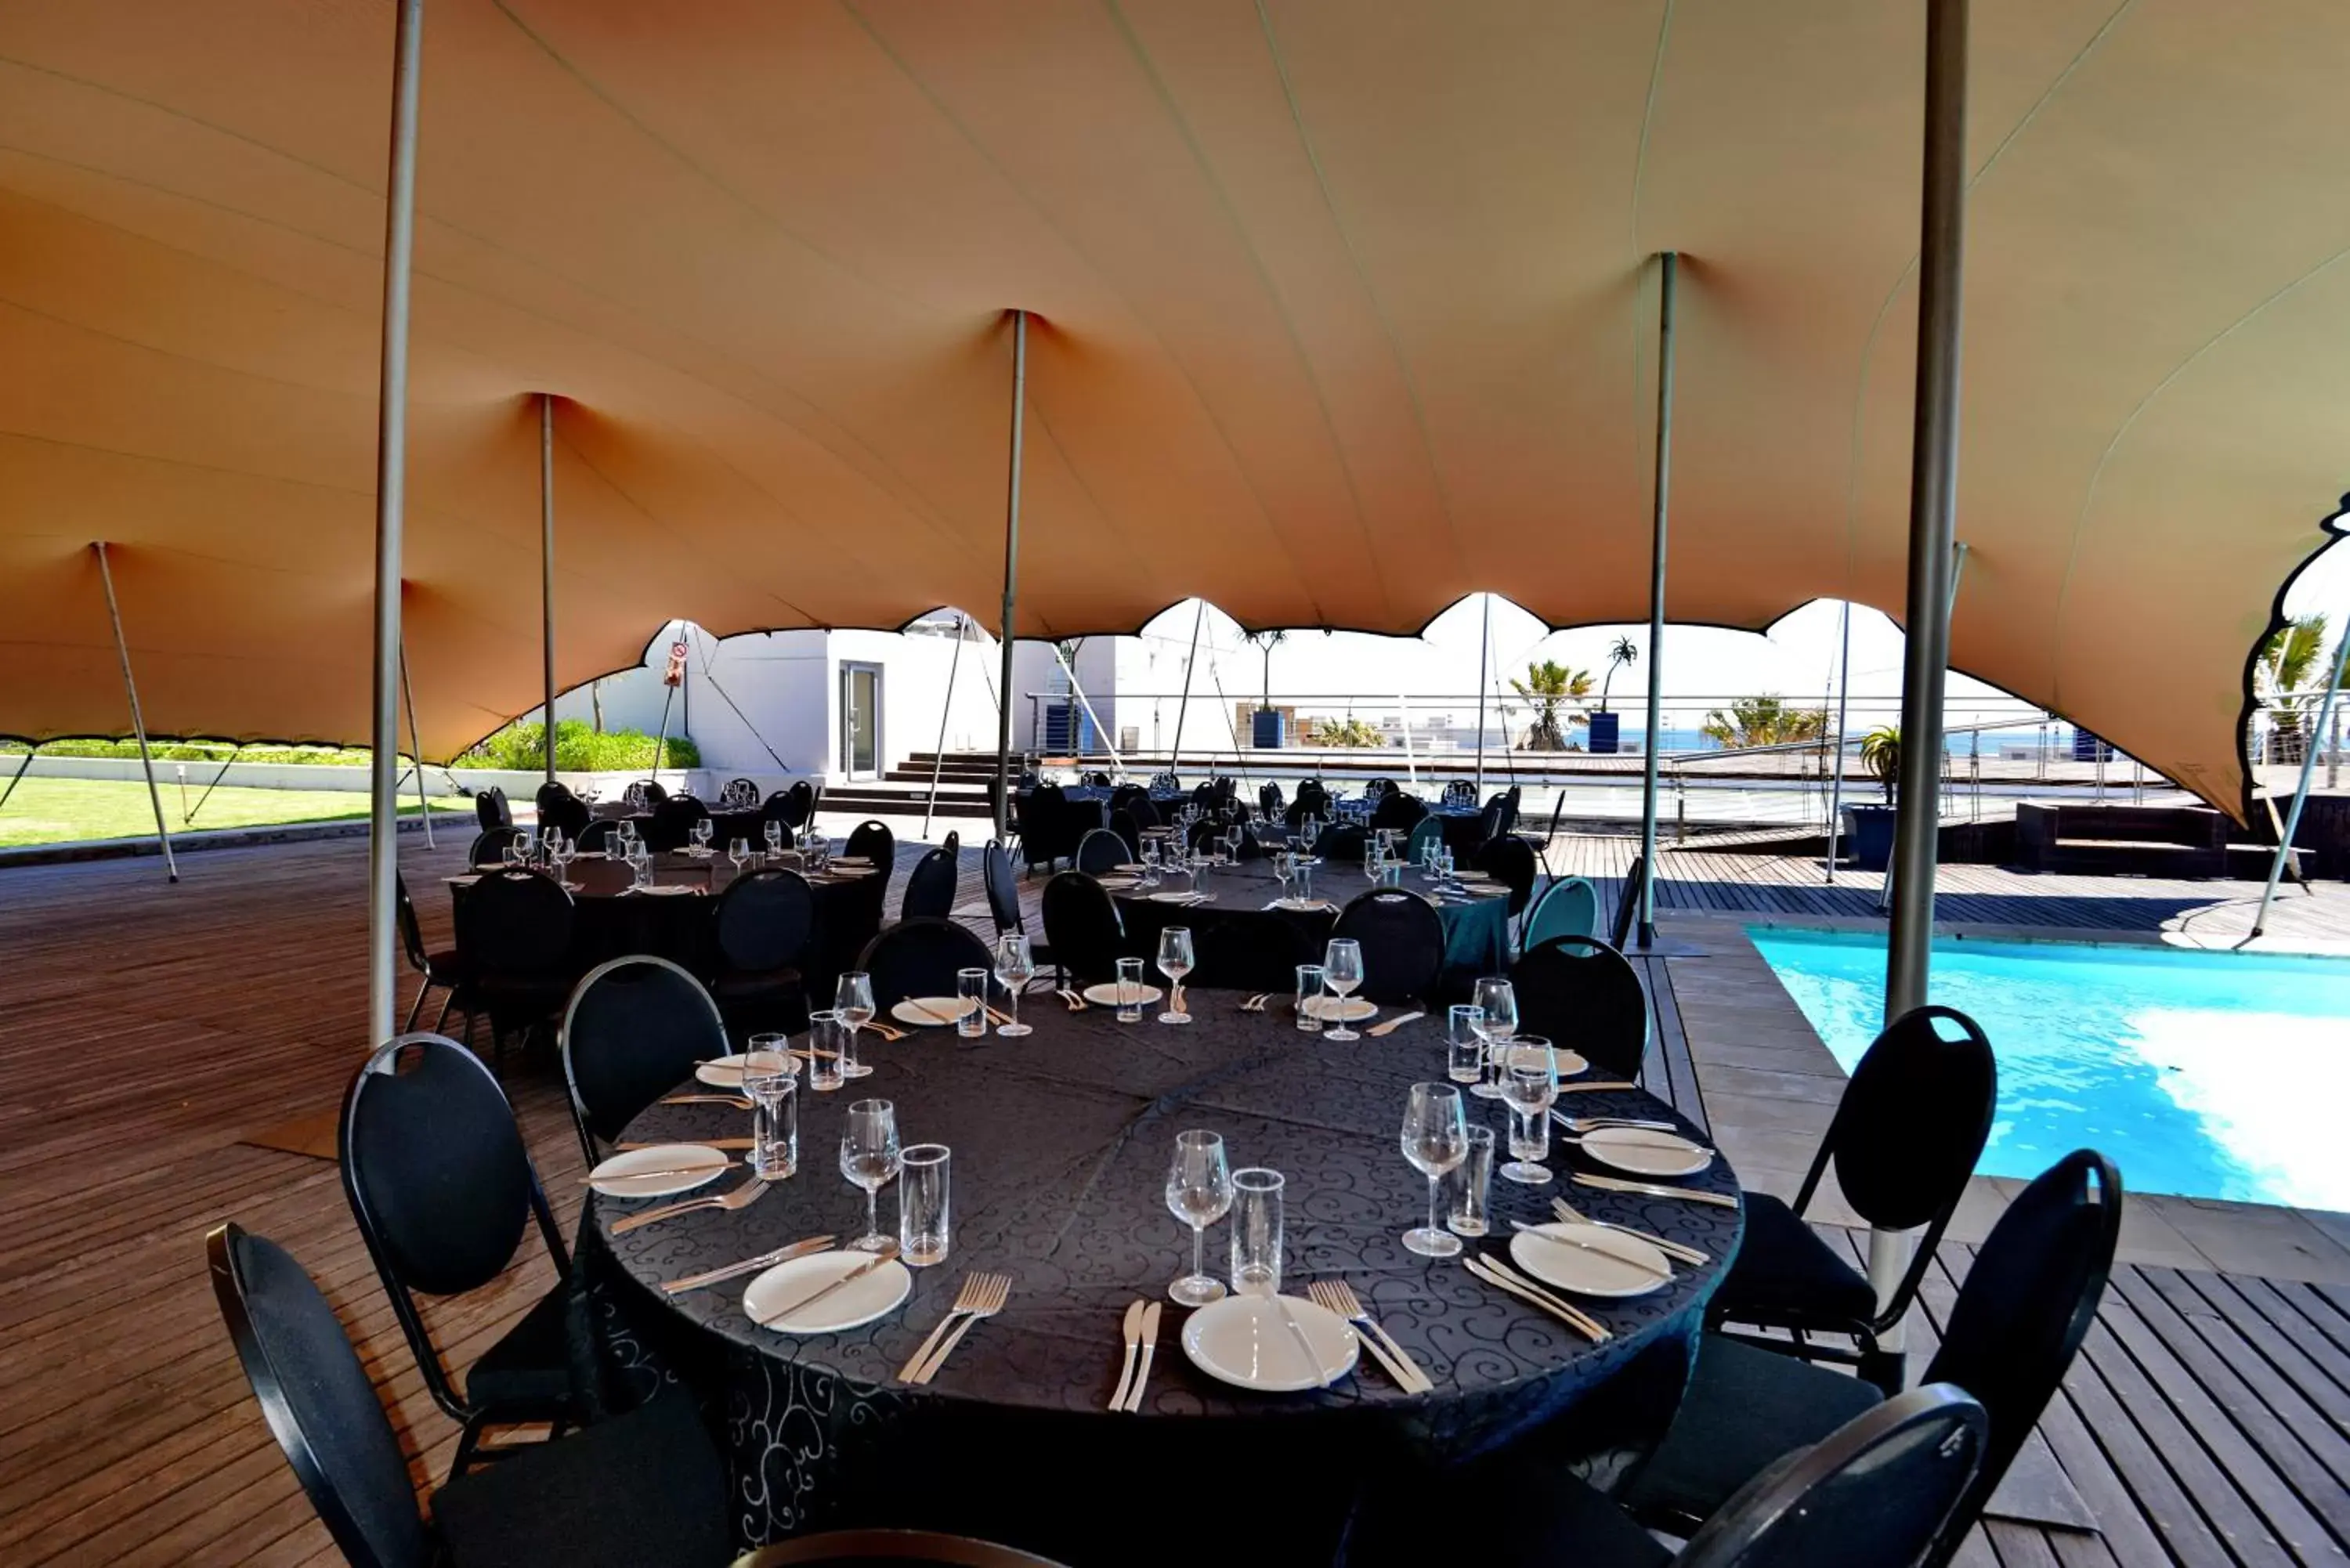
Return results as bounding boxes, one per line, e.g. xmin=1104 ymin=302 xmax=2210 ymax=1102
xmin=830 ymin=855 xmax=873 ymax=867
xmin=1181 ymin=1295 xmax=1359 ymax=1393
xmin=1081 ymin=981 xmax=1165 ymax=1007
xmin=742 ymin=1250 xmax=911 ymax=1334
xmin=820 ymin=865 xmax=877 ymax=879
xmin=1269 ymin=897 xmax=1332 ymax=912
xmin=1509 ymin=1222 xmax=1674 ymax=1299
xmin=695 ymin=1053 xmax=753 ymax=1086
xmin=1300 ymin=995 xmax=1378 ymax=1022
xmin=588 ymin=1144 xmax=731 ymax=1199
xmin=1574 ymin=1125 xmax=1714 ymax=1178
xmin=1115 ymin=862 xmax=1151 ymax=873
xmin=1148 ymin=891 xmax=1209 ymax=904
xmin=892 ymin=995 xmax=977 ymax=1027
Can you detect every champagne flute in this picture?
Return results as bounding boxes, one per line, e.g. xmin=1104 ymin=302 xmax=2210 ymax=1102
xmin=838 ymin=1098 xmax=901 ymax=1252
xmin=1155 ymin=927 xmax=1195 ymax=1024
xmin=1469 ymin=976 xmax=1517 ymax=1100
xmin=993 ymin=932 xmax=1035 ymax=1037
xmin=1321 ymin=938 xmax=1365 ymax=1041
xmin=1163 ymin=1129 xmax=1235 ymax=1306
xmin=1271 ymin=850 xmax=1293 ymax=905
xmin=1399 ymin=1082 xmax=1469 ymax=1258
xmin=1498 ymin=1039 xmax=1560 ymax=1185
xmin=835 ymin=971 xmax=877 ymax=1078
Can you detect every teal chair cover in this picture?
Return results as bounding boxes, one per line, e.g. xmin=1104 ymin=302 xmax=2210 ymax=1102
xmin=1522 ymin=876 xmax=1602 ymax=950
xmin=1405 ymin=816 xmax=1445 ymax=864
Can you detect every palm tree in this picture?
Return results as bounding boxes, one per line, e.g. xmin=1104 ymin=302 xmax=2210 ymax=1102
xmin=2259 ymin=613 xmax=2334 ymax=759
xmin=1701 ymin=694 xmax=1830 ymax=750
xmin=1596 ymin=636 xmax=1639 ymax=713
xmin=1860 ymin=724 xmax=1902 ymax=804
xmin=1246 ymin=629 xmax=1287 ymax=712
xmin=1509 ymin=659 xmax=1593 ymax=750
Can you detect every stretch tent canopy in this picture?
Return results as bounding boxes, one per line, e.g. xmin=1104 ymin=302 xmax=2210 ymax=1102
xmin=2 ymin=0 xmax=2345 ymax=818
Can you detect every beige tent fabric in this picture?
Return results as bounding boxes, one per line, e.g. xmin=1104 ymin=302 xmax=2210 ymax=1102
xmin=3 ymin=2 xmax=2345 ymax=818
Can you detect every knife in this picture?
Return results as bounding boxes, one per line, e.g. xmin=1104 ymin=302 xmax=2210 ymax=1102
xmin=1108 ymin=1299 xmax=1145 ymax=1411
xmin=1269 ymin=1295 xmax=1328 ymax=1386
xmin=1571 ymin=1173 xmax=1741 ymax=1209
xmin=660 ymin=1234 xmax=839 ymax=1295
xmin=750 ymin=1242 xmax=900 ymax=1328
xmin=1124 ymin=1301 xmax=1163 ymax=1411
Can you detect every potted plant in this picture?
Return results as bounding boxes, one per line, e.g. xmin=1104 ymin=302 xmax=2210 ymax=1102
xmin=1844 ymin=724 xmax=1901 ymax=871
xmin=1246 ymin=630 xmax=1287 ymax=747
xmin=1588 ymin=635 xmax=1637 ymax=753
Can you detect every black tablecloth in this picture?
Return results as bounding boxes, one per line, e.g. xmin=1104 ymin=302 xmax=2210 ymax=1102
xmin=583 ymin=1002 xmax=1741 ymax=1560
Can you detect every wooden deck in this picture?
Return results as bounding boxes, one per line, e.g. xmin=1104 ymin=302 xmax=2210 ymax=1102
xmin=2 ymin=832 xmax=2346 ymax=1565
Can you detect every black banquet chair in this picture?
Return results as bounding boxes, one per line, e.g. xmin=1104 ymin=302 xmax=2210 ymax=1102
xmin=647 ymin=793 xmax=711 ymax=852
xmin=396 ymin=871 xmax=469 ymax=1031
xmin=1076 ymin=827 xmax=1128 ymax=876
xmin=452 ymin=867 xmax=577 ymax=1052
xmin=538 ymin=790 xmax=591 ymax=840
xmin=1039 ymin=871 xmax=1125 ymax=988
xmin=1706 ymin=1004 xmax=1998 ymax=1388
xmin=474 ymin=785 xmax=512 ymax=829
xmin=855 ymin=917 xmax=997 ymax=1009
xmin=467 ymin=826 xmax=522 ymax=869
xmin=1316 ymin=822 xmax=1368 ymax=863
xmin=1509 ymin=934 xmax=1650 ymax=1080
xmin=902 ymin=845 xmax=960 ymax=922
xmin=982 ymin=840 xmax=1026 ymax=937
xmin=1473 ymin=833 xmax=1538 ymax=927
xmin=560 ymin=956 xmax=732 ymax=1165
xmin=576 ymin=817 xmax=621 ymax=853
xmin=710 ymin=868 xmax=819 ymax=1036
xmin=1623 ymin=1151 xmax=2122 ymax=1565
xmin=338 ymin=1034 xmax=583 ymax=1472
xmin=208 ymin=1223 xmax=730 ymax=1568
xmin=1331 ymin=888 xmax=1444 ymax=1006
xmin=1371 ymin=790 xmax=1427 ymax=833
xmin=844 ymin=818 xmax=895 ymax=869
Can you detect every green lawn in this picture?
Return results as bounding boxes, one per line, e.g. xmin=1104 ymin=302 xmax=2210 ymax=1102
xmin=0 ymin=776 xmax=446 ymax=849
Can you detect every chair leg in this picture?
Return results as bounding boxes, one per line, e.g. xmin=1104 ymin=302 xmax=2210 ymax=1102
xmin=404 ymin=977 xmax=431 ymax=1031
xmin=435 ymin=994 xmax=455 ymax=1031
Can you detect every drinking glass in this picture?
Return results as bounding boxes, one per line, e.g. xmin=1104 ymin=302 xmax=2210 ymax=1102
xmin=1399 ymin=1082 xmax=1469 ymax=1258
xmin=1447 ymin=1125 xmax=1495 ymax=1237
xmin=549 ymin=832 xmax=576 ymax=887
xmin=765 ymin=819 xmax=784 ymax=855
xmin=728 ymin=837 xmax=750 ymax=878
xmin=806 ymin=1010 xmax=848 ymax=1091
xmin=1228 ymin=1168 xmax=1284 ymax=1298
xmin=1469 ymin=976 xmax=1517 ymax=1100
xmin=992 ymin=933 xmax=1035 ymax=1037
xmin=1322 ymin=938 xmax=1365 ymax=1041
xmin=1223 ymin=822 xmax=1242 ymax=862
xmin=835 ymin=972 xmax=877 ymax=1078
xmin=1163 ymin=1129 xmax=1235 ymax=1306
xmin=1364 ymin=841 xmax=1382 ymax=883
xmin=1115 ymin=956 xmax=1147 ymax=1024
xmin=1271 ymin=851 xmax=1293 ymax=905
xmin=1299 ymin=816 xmax=1319 ymax=853
xmin=1499 ymin=1039 xmax=1560 ymax=1185
xmin=1437 ymin=847 xmax=1456 ymax=885
xmin=838 ymin=1098 xmax=901 ymax=1253
xmin=1294 ymin=963 xmax=1325 ymax=1032
xmin=1447 ymin=1004 xmax=1488 ymax=1084
xmin=631 ymin=846 xmax=654 ymax=890
xmin=741 ymin=1039 xmax=798 ymax=1180
xmin=503 ymin=839 xmax=526 ymax=869
xmin=1155 ymin=927 xmax=1195 ymax=1024
xmin=955 ymin=967 xmax=989 ymax=1038
xmin=899 ymin=1143 xmax=950 ymax=1266
xmin=692 ymin=818 xmax=713 ymax=855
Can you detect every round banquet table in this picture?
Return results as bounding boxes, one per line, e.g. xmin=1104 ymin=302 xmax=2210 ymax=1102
xmin=1109 ymin=850 xmax=1513 ymax=987
xmin=581 ymin=1000 xmax=1741 ymax=1562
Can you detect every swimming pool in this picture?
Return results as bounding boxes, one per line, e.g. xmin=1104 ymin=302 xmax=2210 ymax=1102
xmin=1747 ymin=927 xmax=2350 ymax=1209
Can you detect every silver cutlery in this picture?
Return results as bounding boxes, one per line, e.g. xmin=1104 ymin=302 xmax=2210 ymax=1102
xmin=1058 ymin=988 xmax=1088 ymax=1011
xmin=1477 ymin=1253 xmax=1615 ymax=1340
xmin=1507 ymin=1220 xmax=1673 ymax=1281
xmin=583 ymin=1158 xmax=736 ymax=1185
xmin=661 ymin=1234 xmax=839 ymax=1295
xmin=1366 ymin=1011 xmax=1426 ymax=1038
xmin=908 ymin=1270 xmax=1010 ymax=1384
xmin=1271 ymin=1293 xmax=1329 ymax=1385
xmin=1560 ymin=1131 xmax=1718 ymax=1158
xmin=1572 ymin=1172 xmax=1741 ymax=1209
xmin=1555 ymin=1081 xmax=1642 ymax=1095
xmin=900 ymin=1272 xmax=1002 ymax=1383
xmin=1123 ymin=1300 xmax=1163 ymax=1412
xmin=1238 ymin=993 xmax=1270 ymax=1013
xmin=1108 ymin=1298 xmax=1146 ymax=1411
xmin=1461 ymin=1253 xmax=1609 ymax=1342
xmin=612 ymin=1172 xmax=771 ymax=1233
xmin=618 ymin=1137 xmax=754 ymax=1152
xmin=662 ymin=1093 xmax=754 ymax=1110
xmin=1551 ymin=1196 xmax=1711 ymax=1266
xmin=1307 ymin=1279 xmax=1430 ymax=1393
xmin=1553 ymin=1111 xmax=1681 ymax=1134
xmin=753 ymin=1242 xmax=902 ymax=1329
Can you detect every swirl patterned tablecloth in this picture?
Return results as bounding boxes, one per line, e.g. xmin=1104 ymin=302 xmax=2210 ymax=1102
xmin=584 ymin=996 xmax=1741 ymax=1562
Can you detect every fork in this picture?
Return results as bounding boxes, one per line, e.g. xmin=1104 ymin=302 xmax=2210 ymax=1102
xmin=1238 ymin=993 xmax=1270 ymax=1013
xmin=906 ymin=1272 xmax=1011 ymax=1385
xmin=1468 ymin=1253 xmax=1611 ymax=1341
xmin=661 ymin=1093 xmax=754 ymax=1110
xmin=1307 ymin=1279 xmax=1432 ymax=1393
xmin=898 ymin=1273 xmax=999 ymax=1382
xmin=1553 ymin=1112 xmax=1680 ymax=1134
xmin=1551 ymin=1196 xmax=1711 ymax=1266
xmin=1058 ymin=988 xmax=1088 ymax=1011
xmin=612 ymin=1172 xmax=771 ymax=1234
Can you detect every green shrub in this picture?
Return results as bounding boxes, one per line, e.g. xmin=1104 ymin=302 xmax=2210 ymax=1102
xmin=453 ymin=719 xmax=698 ymax=772
xmin=1 ymin=738 xmax=372 ymax=766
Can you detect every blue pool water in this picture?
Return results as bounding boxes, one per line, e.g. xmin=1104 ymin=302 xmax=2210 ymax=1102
xmin=1748 ymin=928 xmax=2350 ymax=1209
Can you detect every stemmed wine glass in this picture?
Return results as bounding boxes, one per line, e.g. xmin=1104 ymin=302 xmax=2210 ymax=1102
xmin=1155 ymin=927 xmax=1195 ymax=1024
xmin=1321 ymin=938 xmax=1365 ymax=1041
xmin=1271 ymin=850 xmax=1294 ymax=905
xmin=728 ymin=837 xmax=750 ymax=879
xmin=765 ymin=819 xmax=785 ymax=858
xmin=839 ymin=1099 xmax=902 ymax=1252
xmin=1163 ymin=1129 xmax=1235 ymax=1306
xmin=1299 ymin=816 xmax=1320 ymax=855
xmin=835 ymin=971 xmax=877 ymax=1078
xmin=993 ymin=933 xmax=1035 ymax=1038
xmin=1499 ymin=1039 xmax=1560 ymax=1185
xmin=1400 ymin=1082 xmax=1470 ymax=1258
xmin=691 ymin=818 xmax=713 ymax=856
xmin=548 ymin=829 xmax=576 ymax=889
xmin=1469 ymin=976 xmax=1517 ymax=1100
xmin=1223 ymin=821 xmax=1242 ymax=862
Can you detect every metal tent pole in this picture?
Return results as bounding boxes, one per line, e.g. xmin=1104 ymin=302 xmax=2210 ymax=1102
xmin=0 ymin=743 xmax=35 ymax=812
xmin=1473 ymin=594 xmax=1491 ymax=794
xmin=1169 ymin=599 xmax=1206 ymax=777
xmin=1825 ymin=601 xmax=1853 ymax=883
xmin=400 ymin=642 xmax=433 ymax=849
xmin=1636 ymin=251 xmax=1679 ymax=948
xmin=1053 ymin=644 xmax=1126 ymax=778
xmin=922 ymin=616 xmax=968 ymax=841
xmin=1397 ymin=692 xmax=1419 ymax=790
xmin=993 ymin=309 xmax=1029 ymax=840
xmin=1871 ymin=0 xmax=1971 ymax=1388
xmin=2251 ymin=623 xmax=2350 ymax=938
xmin=367 ymin=0 xmax=425 ymax=1047
xmin=540 ymin=392 xmax=557 ymax=789
xmin=92 ymin=542 xmax=178 ymax=882
xmin=187 ymin=742 xmax=246 ymax=825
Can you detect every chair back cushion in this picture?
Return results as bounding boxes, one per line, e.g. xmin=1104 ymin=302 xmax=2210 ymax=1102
xmin=540 ymin=793 xmax=591 ymax=840
xmin=783 ymin=779 xmax=816 ymax=827
xmin=1331 ymin=889 xmax=1445 ymax=1005
xmin=1317 ymin=822 xmax=1368 ymax=863
xmin=1473 ymin=836 xmax=1538 ymax=917
xmin=456 ymin=868 xmax=575 ymax=974
xmin=341 ymin=1037 xmax=533 ymax=1296
xmin=901 ymin=847 xmax=960 ymax=922
xmin=562 ymin=959 xmax=730 ymax=1147
xmin=475 ymin=786 xmax=512 ymax=829
xmin=845 ymin=819 xmax=895 ymax=869
xmin=714 ymin=869 xmax=819 ymax=973
xmin=1040 ymin=873 xmax=1126 ymax=985
xmin=854 ymin=918 xmax=996 ymax=1008
xmin=468 ymin=826 xmax=522 ymax=869
xmin=1827 ymin=1006 xmax=1998 ymax=1231
xmin=1523 ymin=876 xmax=1603 ymax=948
xmin=1076 ymin=829 xmax=1128 ymax=876
xmin=1372 ymin=792 xmax=1428 ymax=832
xmin=1509 ymin=935 xmax=1650 ymax=1078
xmin=983 ymin=842 xmax=1022 ymax=933
xmin=1109 ymin=808 xmax=1144 ymax=862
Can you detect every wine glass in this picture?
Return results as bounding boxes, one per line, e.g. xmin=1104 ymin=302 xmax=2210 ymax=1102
xmin=1470 ymin=976 xmax=1517 ymax=1100
xmin=1155 ymin=927 xmax=1195 ymax=1024
xmin=1321 ymin=938 xmax=1365 ymax=1041
xmin=1400 ymin=1082 xmax=1469 ymax=1258
xmin=691 ymin=818 xmax=712 ymax=855
xmin=765 ymin=819 xmax=784 ymax=856
xmin=835 ymin=971 xmax=877 ymax=1078
xmin=548 ymin=829 xmax=576 ymax=888
xmin=993 ymin=932 xmax=1035 ymax=1037
xmin=1271 ymin=850 xmax=1293 ymax=905
xmin=1499 ymin=1039 xmax=1560 ymax=1185
xmin=728 ymin=837 xmax=749 ymax=878
xmin=838 ymin=1099 xmax=902 ymax=1252
xmin=1299 ymin=816 xmax=1320 ymax=854
xmin=1223 ymin=822 xmax=1242 ymax=862
xmin=1163 ymin=1129 xmax=1235 ymax=1306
